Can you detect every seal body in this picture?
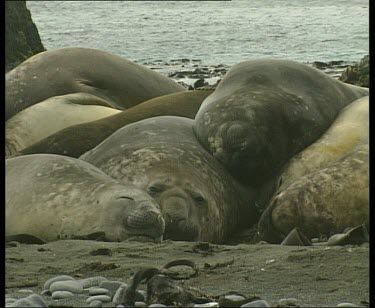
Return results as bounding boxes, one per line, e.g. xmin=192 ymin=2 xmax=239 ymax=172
xmin=13 ymin=90 xmax=213 ymax=158
xmin=278 ymin=95 xmax=369 ymax=191
xmin=6 ymin=93 xmax=121 ymax=157
xmin=81 ymin=116 xmax=258 ymax=243
xmin=6 ymin=47 xmax=186 ymax=120
xmin=193 ymin=59 xmax=369 ymax=187
xmin=6 ymin=154 xmax=165 ymax=242
xmin=257 ymin=143 xmax=369 ymax=242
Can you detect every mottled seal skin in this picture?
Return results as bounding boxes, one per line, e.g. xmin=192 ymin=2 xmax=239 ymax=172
xmin=257 ymin=143 xmax=369 ymax=243
xmin=81 ymin=116 xmax=258 ymax=244
xmin=13 ymin=90 xmax=213 ymax=158
xmin=5 ymin=47 xmax=186 ymax=120
xmin=6 ymin=93 xmax=121 ymax=157
xmin=193 ymin=59 xmax=369 ymax=187
xmin=278 ymin=95 xmax=369 ymax=191
xmin=6 ymin=154 xmax=165 ymax=242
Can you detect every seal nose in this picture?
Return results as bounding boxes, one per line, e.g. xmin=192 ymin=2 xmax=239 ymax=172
xmin=126 ymin=209 xmax=165 ymax=235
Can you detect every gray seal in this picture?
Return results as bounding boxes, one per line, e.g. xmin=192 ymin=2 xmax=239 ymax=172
xmin=193 ymin=59 xmax=369 ymax=187
xmin=6 ymin=93 xmax=121 ymax=157
xmin=13 ymin=90 xmax=213 ymax=158
xmin=6 ymin=47 xmax=186 ymax=120
xmin=81 ymin=116 xmax=258 ymax=243
xmin=6 ymin=154 xmax=165 ymax=242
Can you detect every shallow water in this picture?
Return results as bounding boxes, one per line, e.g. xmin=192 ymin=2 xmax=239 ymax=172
xmin=27 ymin=0 xmax=369 ymax=67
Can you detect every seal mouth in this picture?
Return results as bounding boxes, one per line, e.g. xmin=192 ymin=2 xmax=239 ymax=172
xmin=163 ymin=218 xmax=200 ymax=241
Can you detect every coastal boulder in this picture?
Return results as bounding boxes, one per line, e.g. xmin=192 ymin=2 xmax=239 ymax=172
xmin=5 ymin=1 xmax=45 ymax=72
xmin=339 ymin=55 xmax=369 ymax=87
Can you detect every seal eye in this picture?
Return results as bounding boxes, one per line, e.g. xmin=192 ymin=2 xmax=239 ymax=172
xmin=117 ymin=196 xmax=134 ymax=201
xmin=193 ymin=195 xmax=206 ymax=206
xmin=148 ymin=184 xmax=164 ymax=196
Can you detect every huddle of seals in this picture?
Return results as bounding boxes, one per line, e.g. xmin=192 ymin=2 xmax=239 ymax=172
xmin=5 ymin=47 xmax=185 ymax=120
xmin=81 ymin=116 xmax=258 ymax=243
xmin=6 ymin=154 xmax=165 ymax=243
xmin=5 ymin=92 xmax=121 ymax=157
xmin=5 ymin=49 xmax=369 ymax=244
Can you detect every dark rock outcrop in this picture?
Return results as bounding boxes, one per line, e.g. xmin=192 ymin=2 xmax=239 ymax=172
xmin=6 ymin=1 xmax=45 ymax=72
xmin=339 ymin=55 xmax=369 ymax=87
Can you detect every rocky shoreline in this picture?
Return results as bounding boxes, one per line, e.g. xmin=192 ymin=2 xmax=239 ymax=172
xmin=144 ymin=59 xmax=361 ymax=90
xmin=5 ymin=240 xmax=369 ymax=307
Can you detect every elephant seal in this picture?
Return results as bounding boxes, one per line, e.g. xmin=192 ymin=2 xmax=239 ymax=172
xmin=6 ymin=154 xmax=165 ymax=242
xmin=257 ymin=143 xmax=369 ymax=243
xmin=193 ymin=59 xmax=369 ymax=187
xmin=81 ymin=116 xmax=258 ymax=243
xmin=278 ymin=95 xmax=369 ymax=191
xmin=13 ymin=90 xmax=213 ymax=158
xmin=6 ymin=93 xmax=121 ymax=157
xmin=6 ymin=47 xmax=186 ymax=120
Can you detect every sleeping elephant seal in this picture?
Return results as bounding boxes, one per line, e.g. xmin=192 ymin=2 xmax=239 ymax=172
xmin=6 ymin=154 xmax=165 ymax=243
xmin=6 ymin=47 xmax=186 ymax=120
xmin=193 ymin=59 xmax=369 ymax=187
xmin=81 ymin=116 xmax=258 ymax=244
xmin=257 ymin=143 xmax=369 ymax=243
xmin=278 ymin=95 xmax=369 ymax=191
xmin=6 ymin=93 xmax=121 ymax=157
xmin=13 ymin=90 xmax=213 ymax=158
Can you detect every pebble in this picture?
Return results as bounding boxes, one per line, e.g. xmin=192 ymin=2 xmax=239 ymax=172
xmin=5 ymin=298 xmax=17 ymax=304
xmin=112 ymin=284 xmax=127 ymax=305
xmin=194 ymin=302 xmax=219 ymax=307
xmin=337 ymin=303 xmax=358 ymax=307
xmin=43 ymin=275 xmax=75 ymax=290
xmin=89 ymin=287 xmax=110 ymax=295
xmin=311 ymin=238 xmax=320 ymax=243
xmin=89 ymin=300 xmax=103 ymax=307
xmin=134 ymin=302 xmax=147 ymax=307
xmin=51 ymin=290 xmax=74 ymax=299
xmin=80 ymin=276 xmax=108 ymax=288
xmin=7 ymin=294 xmax=48 ymax=307
xmin=225 ymin=294 xmax=246 ymax=301
xmin=16 ymin=289 xmax=34 ymax=294
xmin=86 ymin=295 xmax=111 ymax=304
xmin=99 ymin=280 xmax=127 ymax=299
xmin=241 ymin=300 xmax=271 ymax=307
xmin=50 ymin=280 xmax=84 ymax=294
xmin=149 ymin=304 xmax=168 ymax=307
xmin=277 ymin=298 xmax=299 ymax=306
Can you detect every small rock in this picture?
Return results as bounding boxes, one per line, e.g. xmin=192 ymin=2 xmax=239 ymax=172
xmin=80 ymin=276 xmax=108 ymax=288
xmin=134 ymin=302 xmax=147 ymax=307
xmin=86 ymin=295 xmax=111 ymax=304
xmin=6 ymin=295 xmax=48 ymax=308
xmin=89 ymin=287 xmax=110 ymax=295
xmin=241 ymin=300 xmax=270 ymax=307
xmin=89 ymin=300 xmax=103 ymax=307
xmin=194 ymin=78 xmax=207 ymax=89
xmin=149 ymin=304 xmax=168 ymax=307
xmin=51 ymin=290 xmax=74 ymax=299
xmin=7 ymin=241 xmax=20 ymax=248
xmin=225 ymin=294 xmax=246 ymax=301
xmin=311 ymin=238 xmax=320 ymax=243
xmin=44 ymin=275 xmax=75 ymax=290
xmin=112 ymin=284 xmax=127 ymax=305
xmin=193 ymin=302 xmax=219 ymax=307
xmin=89 ymin=248 xmax=112 ymax=256
xmin=99 ymin=280 xmax=127 ymax=299
xmin=50 ymin=280 xmax=83 ymax=294
xmin=277 ymin=298 xmax=299 ymax=306
xmin=337 ymin=303 xmax=358 ymax=307
xmin=17 ymin=289 xmax=34 ymax=294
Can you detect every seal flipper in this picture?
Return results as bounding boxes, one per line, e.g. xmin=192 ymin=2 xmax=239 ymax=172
xmin=6 ymin=234 xmax=47 ymax=245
